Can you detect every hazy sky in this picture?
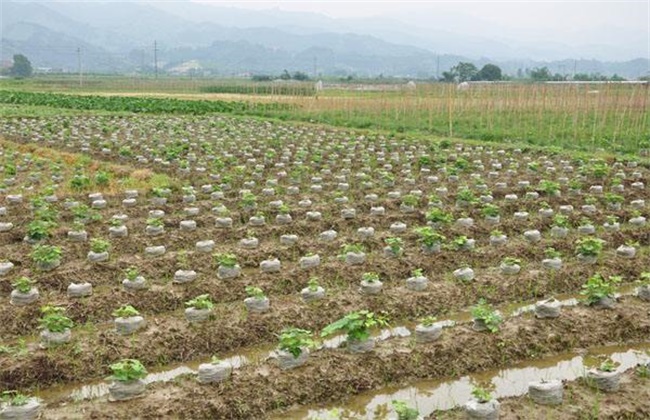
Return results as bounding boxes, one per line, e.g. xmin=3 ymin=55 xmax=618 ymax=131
xmin=201 ymin=0 xmax=646 ymax=21
xmin=9 ymin=0 xmax=646 ymax=60
xmin=197 ymin=1 xmax=649 ymax=46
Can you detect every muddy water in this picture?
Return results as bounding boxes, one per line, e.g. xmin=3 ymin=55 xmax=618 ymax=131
xmin=68 ymin=358 xmax=251 ymax=401
xmin=36 ymin=326 xmax=411 ymax=403
xmin=32 ymin=285 xmax=639 ymax=404
xmin=279 ymin=342 xmax=650 ymax=420
xmin=323 ymin=326 xmax=412 ymax=349
xmin=36 ymin=348 xmax=266 ymax=403
xmin=507 ymin=283 xmax=637 ymax=318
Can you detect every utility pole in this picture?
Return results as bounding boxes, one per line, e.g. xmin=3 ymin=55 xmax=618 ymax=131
xmin=436 ymin=54 xmax=440 ymax=80
xmin=313 ymin=56 xmax=317 ymax=78
xmin=77 ymin=47 xmax=83 ymax=87
xmin=154 ymin=40 xmax=158 ymax=79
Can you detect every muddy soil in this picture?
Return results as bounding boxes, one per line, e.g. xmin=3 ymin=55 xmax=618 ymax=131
xmin=37 ymin=297 xmax=650 ymax=419
xmin=1 ymin=229 xmax=647 ymax=339
xmin=2 ymin=116 xmax=650 ymax=420
xmin=428 ymin=369 xmax=650 ymax=420
xmin=2 ymin=271 xmax=647 ymax=390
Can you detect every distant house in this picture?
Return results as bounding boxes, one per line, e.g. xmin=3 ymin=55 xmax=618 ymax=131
xmin=168 ymin=60 xmax=202 ymax=76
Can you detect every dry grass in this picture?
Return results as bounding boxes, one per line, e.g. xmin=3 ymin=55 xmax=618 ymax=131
xmin=130 ymin=169 xmax=154 ymax=181
xmin=0 ymin=137 xmax=173 ymax=196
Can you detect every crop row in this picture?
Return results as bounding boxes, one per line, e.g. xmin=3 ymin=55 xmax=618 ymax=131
xmin=0 ymin=91 xmax=291 ymax=116
xmin=31 ymin=297 xmax=650 ymax=419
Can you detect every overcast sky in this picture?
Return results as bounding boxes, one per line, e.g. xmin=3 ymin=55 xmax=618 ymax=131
xmin=196 ymin=1 xmax=649 ymax=47
xmin=201 ymin=0 xmax=646 ymax=21
xmin=13 ymin=0 xmax=645 ymax=59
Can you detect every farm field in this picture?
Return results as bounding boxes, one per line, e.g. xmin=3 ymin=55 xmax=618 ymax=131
xmin=1 ymin=77 xmax=648 ymax=155
xmin=0 ymin=98 xmax=649 ymax=419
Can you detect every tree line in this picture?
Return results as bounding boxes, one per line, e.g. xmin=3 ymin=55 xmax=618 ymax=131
xmin=441 ymin=61 xmax=631 ymax=83
xmin=252 ymin=70 xmax=310 ymax=82
xmin=2 ymin=54 xmax=638 ymax=83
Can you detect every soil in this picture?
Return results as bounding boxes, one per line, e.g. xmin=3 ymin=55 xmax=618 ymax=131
xmin=427 ymin=369 xmax=650 ymax=420
xmin=37 ymin=297 xmax=650 ymax=419
xmin=1 ymin=221 xmax=647 ymax=339
xmin=2 ymin=114 xmax=650 ymax=420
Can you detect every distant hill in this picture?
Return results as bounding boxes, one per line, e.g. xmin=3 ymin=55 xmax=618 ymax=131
xmin=2 ymin=1 xmax=648 ymax=78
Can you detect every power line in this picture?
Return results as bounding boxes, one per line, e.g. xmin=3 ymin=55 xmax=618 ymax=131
xmin=154 ymin=40 xmax=158 ymax=79
xmin=77 ymin=46 xmax=82 ymax=87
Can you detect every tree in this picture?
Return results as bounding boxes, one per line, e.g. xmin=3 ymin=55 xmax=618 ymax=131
xmin=279 ymin=69 xmax=291 ymax=80
xmin=451 ymin=62 xmax=478 ymax=82
xmin=440 ymin=71 xmax=456 ymax=83
xmin=550 ymin=73 xmax=567 ymax=81
xmin=475 ymin=64 xmax=502 ymax=81
xmin=530 ymin=67 xmax=551 ymax=82
xmin=9 ymin=54 xmax=33 ymax=78
xmin=292 ymin=71 xmax=309 ymax=81
xmin=573 ymin=73 xmax=592 ymax=81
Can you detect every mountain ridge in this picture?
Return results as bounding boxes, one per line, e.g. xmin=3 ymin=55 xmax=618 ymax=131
xmin=2 ymin=1 xmax=647 ymax=78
